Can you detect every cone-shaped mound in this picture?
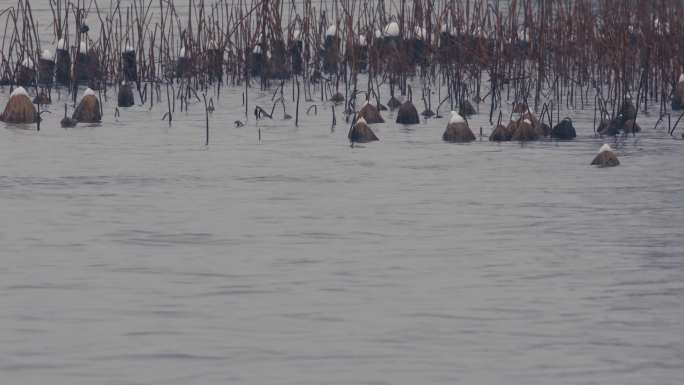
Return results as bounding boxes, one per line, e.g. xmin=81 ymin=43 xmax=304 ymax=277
xmin=442 ymin=112 xmax=475 ymax=142
xmin=396 ymin=101 xmax=419 ymax=124
xmin=118 ymin=82 xmax=135 ymax=107
xmin=521 ymin=110 xmax=544 ymax=135
xmin=506 ymin=119 xmax=519 ymax=133
xmin=72 ymin=88 xmax=102 ymax=123
xmin=489 ymin=124 xmax=512 ymax=141
xmin=551 ymin=118 xmax=576 ymax=139
xmin=511 ymin=119 xmax=539 ymax=141
xmin=591 ymin=144 xmax=620 ymax=167
xmin=0 ymin=87 xmax=37 ymax=123
xmin=357 ymin=101 xmax=384 ymax=124
xmin=348 ymin=117 xmax=379 ymax=143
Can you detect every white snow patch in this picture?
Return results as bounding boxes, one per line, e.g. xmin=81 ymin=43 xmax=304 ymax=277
xmin=449 ymin=111 xmax=465 ymax=124
xmin=375 ymin=29 xmax=382 ymax=39
xmin=252 ymin=45 xmax=261 ymax=54
xmin=83 ymin=87 xmax=97 ymax=98
xmin=359 ymin=35 xmax=367 ymax=46
xmin=10 ymin=86 xmax=29 ymax=98
xmin=325 ymin=25 xmax=337 ymax=37
xmin=356 ymin=117 xmax=367 ymax=125
xmin=57 ymin=38 xmax=67 ymax=50
xmin=41 ymin=49 xmax=53 ymax=60
xmin=179 ymin=47 xmax=187 ymax=57
xmin=293 ymin=30 xmax=301 ymax=41
xmin=598 ymin=144 xmax=613 ymax=154
xmin=79 ymin=41 xmax=88 ymax=53
xmin=21 ymin=57 xmax=34 ymax=68
xmin=415 ymin=26 xmax=427 ymax=40
xmin=654 ymin=18 xmax=670 ymax=33
xmin=383 ymin=22 xmax=400 ymax=37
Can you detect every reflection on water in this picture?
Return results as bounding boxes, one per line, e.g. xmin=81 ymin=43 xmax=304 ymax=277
xmin=1 ymin=75 xmax=684 ymax=384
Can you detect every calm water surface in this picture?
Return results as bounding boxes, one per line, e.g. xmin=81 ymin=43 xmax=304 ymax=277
xmin=1 ymin=4 xmax=684 ymax=384
xmin=1 ymin=82 xmax=683 ymax=385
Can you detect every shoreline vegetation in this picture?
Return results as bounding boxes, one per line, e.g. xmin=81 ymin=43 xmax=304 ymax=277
xmin=0 ymin=0 xmax=683 ymax=152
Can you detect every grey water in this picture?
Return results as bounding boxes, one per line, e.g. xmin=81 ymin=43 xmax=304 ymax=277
xmin=2 ymin=4 xmax=684 ymax=385
xmin=2 ymin=80 xmax=684 ymax=385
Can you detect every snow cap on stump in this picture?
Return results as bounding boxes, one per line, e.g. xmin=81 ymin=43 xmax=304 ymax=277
xmin=0 ymin=87 xmax=37 ymax=124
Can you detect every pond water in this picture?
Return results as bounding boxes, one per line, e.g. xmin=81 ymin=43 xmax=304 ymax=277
xmin=1 ymin=1 xmax=684 ymax=384
xmin=1 ymin=79 xmax=683 ymax=385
